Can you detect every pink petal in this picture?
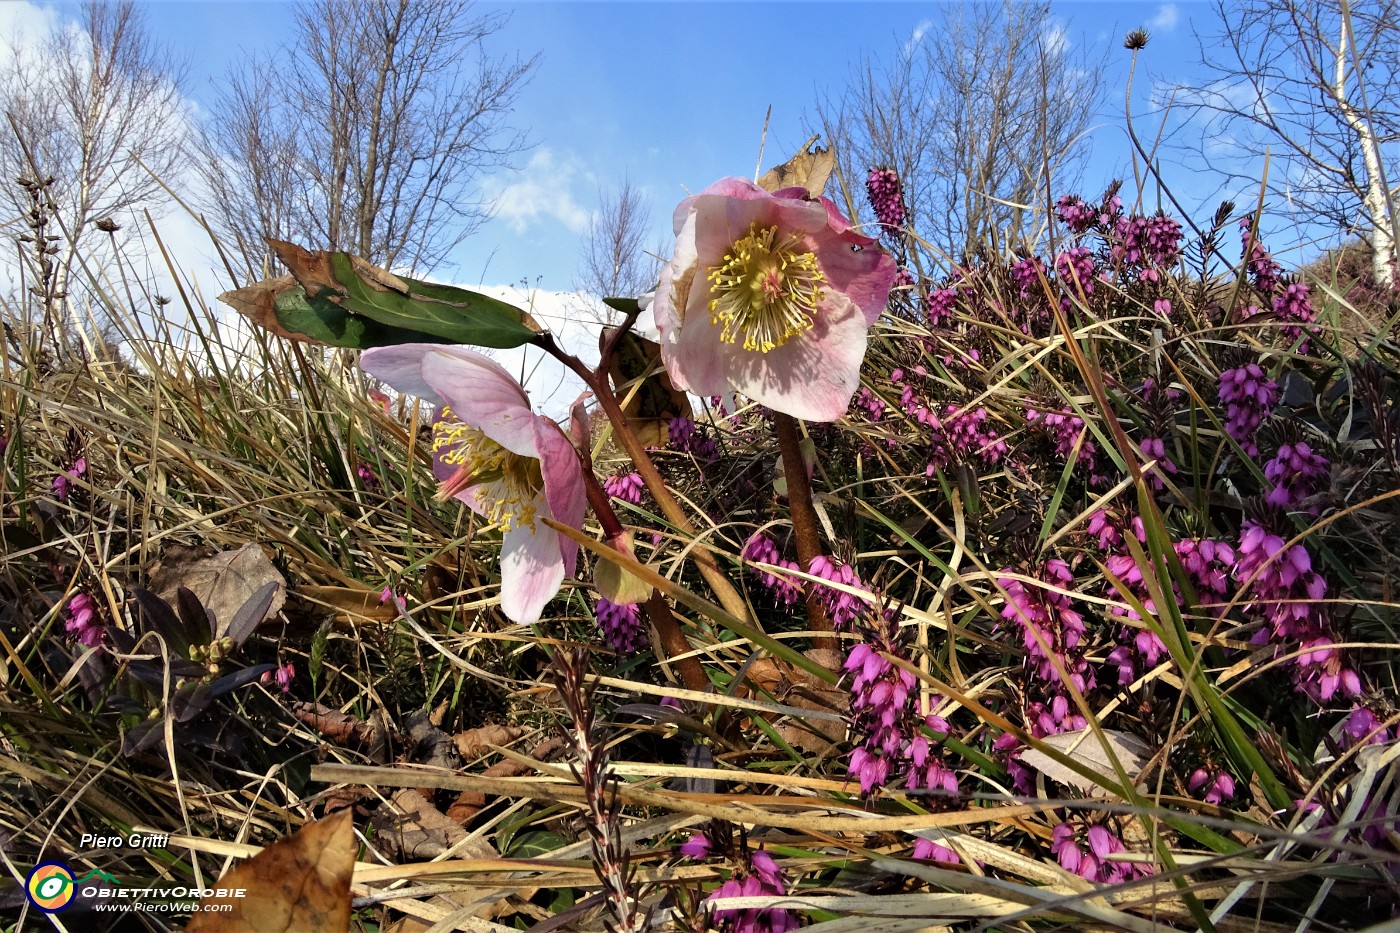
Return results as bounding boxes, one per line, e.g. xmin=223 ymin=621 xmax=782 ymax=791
xmin=499 ymin=519 xmax=567 ymax=624
xmin=532 ymin=416 xmax=586 ymax=579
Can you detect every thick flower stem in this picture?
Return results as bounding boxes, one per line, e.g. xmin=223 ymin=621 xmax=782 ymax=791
xmin=645 ymin=590 xmax=710 ymax=693
xmin=533 ymin=332 xmax=759 ymax=632
xmin=577 ymin=450 xmax=709 ymax=692
xmin=772 ymin=411 xmax=835 ymax=641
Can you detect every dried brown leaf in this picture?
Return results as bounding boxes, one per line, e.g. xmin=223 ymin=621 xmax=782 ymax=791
xmin=149 ymin=543 xmax=286 ymax=639
xmin=454 ymin=723 xmax=526 ymax=761
xmin=217 ymin=275 xmax=315 ymax=343
xmin=602 ymin=327 xmax=691 ymax=448
xmin=184 ymin=809 xmax=355 ymax=933
xmin=757 ymin=136 xmax=836 ymax=198
xmin=1019 ymin=729 xmax=1153 ymax=796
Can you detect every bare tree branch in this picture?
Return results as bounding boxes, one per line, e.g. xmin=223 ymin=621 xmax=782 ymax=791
xmin=197 ymin=0 xmax=538 ymax=275
xmin=0 ymin=0 xmax=189 ymax=293
xmin=813 ymin=0 xmax=1103 ymax=269
xmin=1171 ymin=0 xmax=1399 ymax=285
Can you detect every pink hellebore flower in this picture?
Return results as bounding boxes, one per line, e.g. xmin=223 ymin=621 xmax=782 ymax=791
xmin=360 ymin=345 xmax=587 ymax=624
xmin=654 ymin=178 xmax=897 ymax=422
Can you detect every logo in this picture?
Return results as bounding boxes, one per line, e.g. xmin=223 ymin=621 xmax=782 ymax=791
xmin=25 ymin=862 xmax=75 ymax=912
xmin=25 ymin=863 xmax=122 ymax=912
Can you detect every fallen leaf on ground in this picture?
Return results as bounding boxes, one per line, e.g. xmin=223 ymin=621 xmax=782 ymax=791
xmin=184 ymin=809 xmax=355 ymax=932
xmin=1019 ymin=728 xmax=1153 ymax=796
xmin=453 ymin=723 xmax=526 ymax=761
xmin=150 ymin=543 xmax=286 ymax=640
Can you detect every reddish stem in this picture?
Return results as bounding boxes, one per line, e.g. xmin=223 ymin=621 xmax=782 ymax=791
xmin=772 ymin=411 xmax=835 ymax=643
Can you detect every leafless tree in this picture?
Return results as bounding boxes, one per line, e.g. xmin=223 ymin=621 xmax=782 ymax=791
xmin=198 ymin=0 xmax=537 ymax=275
xmin=814 ymin=0 xmax=1103 ymax=270
xmin=575 ymin=178 xmax=660 ymax=322
xmin=0 ymin=0 xmax=188 ymax=294
xmin=1171 ymin=0 xmax=1398 ymax=286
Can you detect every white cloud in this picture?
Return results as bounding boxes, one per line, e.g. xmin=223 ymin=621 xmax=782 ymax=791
xmin=1043 ymin=23 xmax=1069 ymax=58
xmin=903 ymin=18 xmax=933 ymax=57
xmin=488 ymin=149 xmax=594 ymax=236
xmin=462 ymin=283 xmax=603 ymax=419
xmin=1148 ymin=4 xmax=1179 ymax=34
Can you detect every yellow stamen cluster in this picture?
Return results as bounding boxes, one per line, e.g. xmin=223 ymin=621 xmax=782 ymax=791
xmin=706 ymin=223 xmax=825 ymax=353
xmin=432 ymin=410 xmax=544 ymax=532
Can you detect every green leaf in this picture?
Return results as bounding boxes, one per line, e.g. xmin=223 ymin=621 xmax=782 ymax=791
xmin=273 ymin=286 xmax=447 ymax=349
xmin=329 ymin=254 xmax=538 ymax=349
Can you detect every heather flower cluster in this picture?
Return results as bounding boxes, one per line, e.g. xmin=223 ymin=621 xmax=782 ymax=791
xmin=596 ymin=598 xmax=645 ymax=654
xmin=1111 ymin=212 xmax=1183 ymax=278
xmin=668 ymin=416 xmax=719 ymax=461
xmin=64 ymin=591 xmax=103 ymax=648
xmin=865 ymin=167 xmax=907 ymax=234
xmin=890 ymin=367 xmax=1005 ymax=472
xmin=1025 ymin=405 xmax=1097 ymax=472
xmin=806 ymin=554 xmax=869 ymax=629
xmin=1263 ymin=441 xmax=1329 ymax=513
xmin=741 ymin=533 xmax=803 ymax=607
xmin=52 ymin=455 xmax=87 ymax=502
xmin=1052 ymin=818 xmax=1151 ymax=884
xmin=679 ymin=833 xmax=798 ymax=933
xmin=1054 ymin=191 xmax=1122 ymax=234
xmin=843 ymin=609 xmax=960 ymax=803
xmin=1240 ymin=217 xmax=1282 ymax=294
xmin=1217 ymin=362 xmax=1279 ymax=457
xmin=1088 ymin=510 xmax=1235 ymax=683
xmin=603 ymin=470 xmax=645 ymax=506
xmin=998 ymin=560 xmax=1093 ymax=737
xmin=1236 ymin=520 xmax=1360 ymax=702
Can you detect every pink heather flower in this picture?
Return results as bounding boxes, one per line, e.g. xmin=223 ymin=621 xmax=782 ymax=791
xmin=355 ymin=462 xmax=382 ymax=493
xmin=1026 ymin=406 xmax=1096 ymax=470
xmin=1272 ymin=281 xmax=1317 ymax=352
xmin=702 ymin=850 xmax=799 ymax=933
xmin=668 ymin=416 xmax=719 ymax=460
xmin=915 ymin=403 xmax=1006 ymax=472
xmin=1052 ymin=819 xmax=1150 ymax=884
xmin=742 ymin=533 xmax=803 ymax=607
xmin=1188 ymin=766 xmax=1237 ymax=805
xmin=603 ymin=470 xmax=645 ymax=506
xmin=1217 ymin=363 xmax=1279 ymax=457
xmin=925 ymin=286 xmax=958 ymax=326
xmin=261 ymin=662 xmax=295 ymax=693
xmin=1055 ymin=194 xmax=1097 ymax=234
xmin=52 ymin=456 xmax=88 ymax=502
xmin=808 ymin=554 xmax=868 ymax=629
xmin=379 ymin=586 xmax=406 ymax=613
xmin=654 ymin=177 xmax=897 ymax=422
xmin=368 ymin=387 xmax=392 ymax=414
xmin=1010 ymin=254 xmax=1047 ymax=299
xmin=1340 ymin=706 xmax=1393 ymax=747
xmin=999 ymin=560 xmax=1095 ymax=735
xmin=64 ymin=591 xmax=103 ymax=648
xmin=360 ymin=345 xmax=588 ymax=624
xmin=1140 ymin=435 xmax=1178 ymax=490
xmin=866 ymin=167 xmax=907 ymax=233
xmin=1055 ymin=246 xmax=1097 ymax=296
xmin=596 ymin=597 xmax=645 ymax=654
xmin=853 ymin=387 xmax=887 ymax=421
xmin=1236 ymin=520 xmax=1362 ymax=701
xmin=678 ymin=832 xmax=712 ymax=860
xmin=912 ymin=836 xmax=960 ymax=864
xmin=1263 ymin=442 xmax=1329 ymax=514
xmin=1240 ymin=217 xmax=1282 ymax=294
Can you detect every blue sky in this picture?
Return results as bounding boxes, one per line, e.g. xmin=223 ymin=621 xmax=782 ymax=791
xmin=2 ymin=0 xmax=1267 ymax=411
xmin=137 ymin=0 xmax=1217 ymax=293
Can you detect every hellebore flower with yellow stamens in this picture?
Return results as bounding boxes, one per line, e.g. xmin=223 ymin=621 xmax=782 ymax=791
xmin=360 ymin=345 xmax=588 ymax=624
xmin=654 ymin=178 xmax=897 ymax=422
